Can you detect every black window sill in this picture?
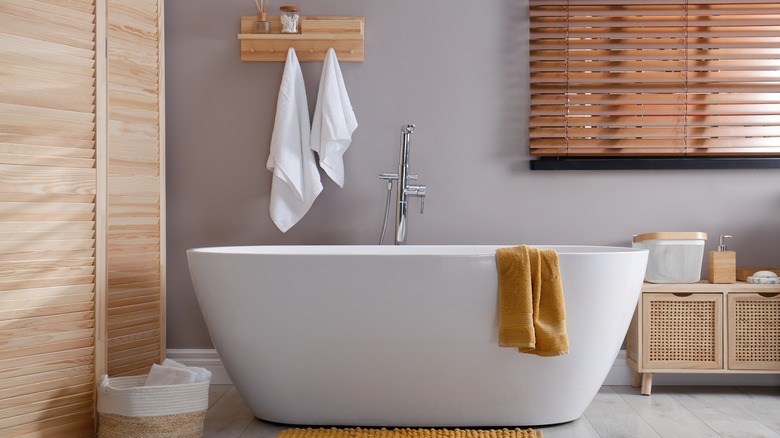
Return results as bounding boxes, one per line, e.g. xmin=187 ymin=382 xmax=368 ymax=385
xmin=530 ymin=157 xmax=780 ymax=171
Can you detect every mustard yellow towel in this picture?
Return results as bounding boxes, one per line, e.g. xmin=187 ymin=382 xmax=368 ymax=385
xmin=496 ymin=245 xmax=569 ymax=356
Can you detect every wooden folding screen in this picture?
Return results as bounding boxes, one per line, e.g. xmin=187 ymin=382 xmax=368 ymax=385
xmin=0 ymin=0 xmax=100 ymax=434
xmin=0 ymin=0 xmax=164 ymax=435
xmin=105 ymin=0 xmax=166 ymax=378
xmin=529 ymin=1 xmax=780 ymax=157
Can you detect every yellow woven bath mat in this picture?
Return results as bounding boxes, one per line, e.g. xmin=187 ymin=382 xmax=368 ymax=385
xmin=279 ymin=427 xmax=542 ymax=438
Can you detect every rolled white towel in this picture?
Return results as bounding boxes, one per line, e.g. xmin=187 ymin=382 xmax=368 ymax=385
xmin=144 ymin=363 xmax=197 ymax=386
xmin=143 ymin=358 xmax=213 ymax=386
xmin=163 ymin=358 xmax=213 ymax=383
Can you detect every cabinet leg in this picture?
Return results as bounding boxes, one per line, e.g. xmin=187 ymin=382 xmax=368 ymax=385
xmin=631 ymin=371 xmax=641 ymax=388
xmin=640 ymin=373 xmax=653 ymax=396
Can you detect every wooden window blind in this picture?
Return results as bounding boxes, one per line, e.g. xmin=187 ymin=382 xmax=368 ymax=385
xmin=529 ymin=0 xmax=780 ymax=157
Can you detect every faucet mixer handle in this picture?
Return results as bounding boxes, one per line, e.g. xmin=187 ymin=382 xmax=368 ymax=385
xmin=379 ymin=172 xmax=399 ymax=180
xmin=405 ymin=184 xmax=426 ymax=214
xmin=418 ymin=186 xmax=426 ymax=214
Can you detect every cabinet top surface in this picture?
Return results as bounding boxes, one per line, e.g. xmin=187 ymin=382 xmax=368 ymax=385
xmin=642 ymin=281 xmax=780 ymax=293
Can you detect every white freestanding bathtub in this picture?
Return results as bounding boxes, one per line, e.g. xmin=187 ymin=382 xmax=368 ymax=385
xmin=187 ymin=245 xmax=648 ymax=427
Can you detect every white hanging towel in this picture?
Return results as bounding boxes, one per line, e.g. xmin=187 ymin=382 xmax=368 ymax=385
xmin=310 ymin=48 xmax=358 ymax=188
xmin=267 ymin=48 xmax=323 ymax=232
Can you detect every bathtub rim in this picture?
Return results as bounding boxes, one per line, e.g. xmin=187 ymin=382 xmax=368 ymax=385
xmin=187 ymin=244 xmax=648 ymax=257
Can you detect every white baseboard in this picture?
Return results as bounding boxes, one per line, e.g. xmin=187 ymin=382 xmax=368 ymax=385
xmin=167 ymin=349 xmax=779 ymax=387
xmin=166 ymin=349 xmax=233 ymax=385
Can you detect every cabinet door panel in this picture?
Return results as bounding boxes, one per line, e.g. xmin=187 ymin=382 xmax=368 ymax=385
xmin=728 ymin=293 xmax=780 ymax=370
xmin=642 ymin=293 xmax=723 ymax=370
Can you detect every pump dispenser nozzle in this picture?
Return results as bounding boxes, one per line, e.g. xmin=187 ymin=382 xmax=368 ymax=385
xmin=718 ymin=234 xmax=733 ymax=252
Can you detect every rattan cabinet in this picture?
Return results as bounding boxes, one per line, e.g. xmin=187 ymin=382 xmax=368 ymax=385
xmin=626 ymin=282 xmax=780 ymax=395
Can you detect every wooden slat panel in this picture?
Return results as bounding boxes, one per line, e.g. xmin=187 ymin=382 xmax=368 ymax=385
xmin=0 ymin=231 xmax=95 ymax=242
xmin=0 ymin=143 xmax=95 ymax=165
xmin=108 ymin=175 xmax=160 ymax=195
xmin=106 ymin=282 xmax=159 ymax=301
xmin=0 ymin=1 xmax=97 ymax=434
xmin=105 ymin=307 xmax=160 ymax=328
xmin=106 ymin=326 xmax=159 ymax=347
xmin=108 ymin=321 xmax=159 ymax=342
xmin=0 ymin=337 xmax=94 ymax=366
xmin=106 ymin=341 xmax=159 ymax=365
xmin=0 ymin=153 xmax=95 ymax=168
xmin=0 ymin=310 xmax=94 ymax=332
xmin=109 ymin=361 xmax=153 ymax=377
xmin=105 ymin=0 xmax=164 ymax=377
xmin=0 ymin=249 xmax=94 ymax=263
xmin=0 ymin=384 xmax=93 ymax=415
xmin=34 ymin=0 xmax=95 ymax=15
xmin=0 ymin=364 xmax=94 ymax=394
xmin=107 ymin=347 xmax=159 ymax=371
xmin=0 ymin=136 xmax=95 ymax=151
xmin=0 ymin=416 xmax=94 ymax=438
xmin=1 ymin=331 xmax=95 ymax=361
xmin=0 ymin=320 xmax=94 ymax=344
xmin=2 ymin=0 xmax=96 ymax=30
xmin=107 ymin=341 xmax=161 ymax=376
xmin=0 ymin=400 xmax=93 ymax=430
xmin=109 ymin=144 xmax=163 ymax=164
xmin=0 ymin=266 xmax=95 ymax=284
xmin=0 ymin=346 xmax=94 ymax=381
xmin=0 ymin=240 xmax=95 ymax=252
xmin=104 ymin=290 xmax=159 ymax=309
xmin=0 ymin=302 xmax=95 ymax=323
xmin=107 ymin=312 xmax=158 ymax=331
xmin=0 ymin=164 xmax=96 ymax=195
xmin=0 ymin=261 xmax=95 ymax=278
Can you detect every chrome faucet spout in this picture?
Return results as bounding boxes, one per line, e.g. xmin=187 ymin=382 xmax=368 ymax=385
xmin=378 ymin=124 xmax=426 ymax=245
xmin=395 ymin=124 xmax=425 ymax=245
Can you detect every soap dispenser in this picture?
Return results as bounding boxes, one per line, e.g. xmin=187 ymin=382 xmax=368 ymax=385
xmin=708 ymin=234 xmax=736 ymax=284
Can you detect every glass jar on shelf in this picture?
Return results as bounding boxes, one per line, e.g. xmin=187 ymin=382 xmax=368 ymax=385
xmin=252 ymin=12 xmax=270 ymax=34
xmin=279 ymin=5 xmax=300 ymax=34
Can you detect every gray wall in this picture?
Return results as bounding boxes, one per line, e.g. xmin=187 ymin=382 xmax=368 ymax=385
xmin=165 ymin=0 xmax=780 ymax=349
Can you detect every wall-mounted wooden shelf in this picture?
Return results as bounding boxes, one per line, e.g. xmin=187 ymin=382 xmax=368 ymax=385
xmin=238 ymin=16 xmax=364 ymax=62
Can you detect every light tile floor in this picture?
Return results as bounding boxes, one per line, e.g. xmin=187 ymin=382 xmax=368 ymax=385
xmin=204 ymin=385 xmax=780 ymax=438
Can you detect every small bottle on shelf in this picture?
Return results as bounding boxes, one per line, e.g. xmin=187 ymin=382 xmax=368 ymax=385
xmin=253 ymin=11 xmax=270 ymax=34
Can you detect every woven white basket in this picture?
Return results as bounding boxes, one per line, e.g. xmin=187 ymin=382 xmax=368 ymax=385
xmin=97 ymin=374 xmax=210 ymax=438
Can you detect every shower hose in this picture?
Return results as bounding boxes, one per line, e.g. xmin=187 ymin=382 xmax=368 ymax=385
xmin=378 ymin=179 xmax=393 ymax=245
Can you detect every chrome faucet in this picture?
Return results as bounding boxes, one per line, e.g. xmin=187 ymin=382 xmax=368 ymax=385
xmin=379 ymin=124 xmax=426 ymax=245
